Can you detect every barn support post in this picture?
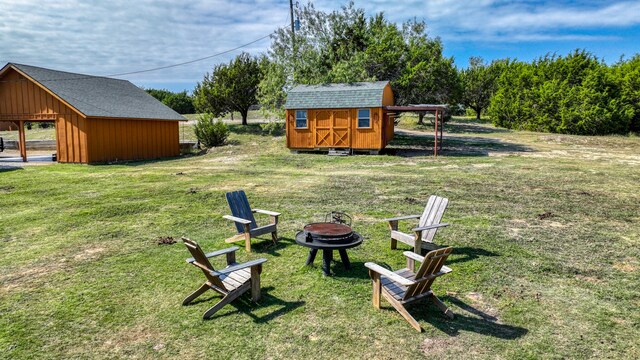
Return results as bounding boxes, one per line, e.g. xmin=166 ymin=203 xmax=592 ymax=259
xmin=434 ymin=110 xmax=439 ymax=157
xmin=439 ymin=111 xmax=444 ymax=151
xmin=18 ymin=120 xmax=27 ymax=162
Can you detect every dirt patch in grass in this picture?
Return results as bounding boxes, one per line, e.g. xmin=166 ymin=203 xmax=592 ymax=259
xmin=613 ymin=259 xmax=637 ymax=273
xmin=421 ymin=336 xmax=459 ymax=356
xmin=100 ymin=322 xmax=167 ymax=355
xmin=537 ymin=212 xmax=555 ymax=220
xmin=156 ymin=236 xmax=176 ymax=245
xmin=1 ymin=246 xmax=108 ymax=293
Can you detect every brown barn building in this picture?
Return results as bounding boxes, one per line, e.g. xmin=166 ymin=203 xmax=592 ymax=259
xmin=0 ymin=63 xmax=186 ymax=163
xmin=284 ymin=81 xmax=395 ymax=153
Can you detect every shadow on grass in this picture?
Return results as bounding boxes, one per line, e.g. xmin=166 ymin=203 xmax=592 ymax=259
xmin=443 ymin=119 xmax=511 ymax=135
xmin=0 ymin=165 xmax=24 ymax=172
xmin=250 ymin=236 xmax=296 ymax=257
xmin=202 ymin=286 xmax=305 ymax=324
xmin=447 ymin=247 xmax=500 ymax=265
xmin=405 ymin=296 xmax=528 ymax=339
xmin=384 ymin=133 xmax=532 ymax=157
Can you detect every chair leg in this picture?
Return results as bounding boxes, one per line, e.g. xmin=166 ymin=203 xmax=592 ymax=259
xmin=203 ymin=288 xmax=246 ymax=319
xmin=182 ymin=283 xmax=210 ymax=305
xmin=383 ymin=291 xmax=422 ymax=332
xmin=430 ymin=294 xmax=454 ymax=319
xmin=250 ymin=265 xmax=262 ymax=302
xmin=371 ymin=272 xmax=381 ymax=309
xmin=244 ymin=232 xmax=252 ymax=252
xmin=271 ymin=230 xmax=278 ymax=245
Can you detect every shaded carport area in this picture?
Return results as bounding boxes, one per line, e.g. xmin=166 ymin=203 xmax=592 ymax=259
xmin=0 ymin=115 xmax=57 ymax=162
xmin=384 ymin=104 xmax=448 ymax=156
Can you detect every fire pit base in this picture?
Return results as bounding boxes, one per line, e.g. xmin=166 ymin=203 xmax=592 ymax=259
xmin=306 ymin=248 xmax=352 ymax=276
xmin=295 ymin=228 xmax=363 ymax=276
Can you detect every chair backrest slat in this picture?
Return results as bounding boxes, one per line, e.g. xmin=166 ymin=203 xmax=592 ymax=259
xmin=404 ymin=247 xmax=452 ymax=300
xmin=226 ymin=190 xmax=257 ymax=232
xmin=418 ymin=195 xmax=449 ymax=242
xmin=182 ymin=238 xmax=227 ymax=290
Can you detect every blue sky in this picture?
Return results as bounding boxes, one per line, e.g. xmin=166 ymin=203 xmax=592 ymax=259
xmin=1 ymin=0 xmax=639 ymax=93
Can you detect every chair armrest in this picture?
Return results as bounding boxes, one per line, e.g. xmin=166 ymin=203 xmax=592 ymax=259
xmin=223 ymin=215 xmax=252 ymax=225
xmin=186 ymin=246 xmax=239 ymax=263
xmin=403 ymin=251 xmax=425 ymax=263
xmin=412 ymin=223 xmax=449 ymax=232
xmin=365 ymin=262 xmax=415 ymax=286
xmin=252 ymin=208 xmax=281 ymax=217
xmin=384 ymin=214 xmax=421 ymax=222
xmin=212 ymin=258 xmax=268 ymax=276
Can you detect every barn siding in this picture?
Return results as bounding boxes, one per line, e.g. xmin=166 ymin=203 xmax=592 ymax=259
xmin=0 ymin=68 xmax=89 ymax=163
xmin=1 ymin=68 xmax=181 ymax=164
xmin=85 ymin=118 xmax=179 ymax=163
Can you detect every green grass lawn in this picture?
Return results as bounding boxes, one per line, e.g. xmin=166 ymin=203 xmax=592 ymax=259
xmin=1 ymin=118 xmax=638 ymax=359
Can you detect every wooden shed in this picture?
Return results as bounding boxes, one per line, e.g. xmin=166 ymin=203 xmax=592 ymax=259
xmin=284 ymin=81 xmax=395 ymax=153
xmin=0 ymin=63 xmax=186 ymax=163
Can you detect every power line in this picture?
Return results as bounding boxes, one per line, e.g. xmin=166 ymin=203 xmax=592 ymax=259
xmin=106 ymin=33 xmax=274 ymax=77
xmin=0 ymin=30 xmax=277 ymax=83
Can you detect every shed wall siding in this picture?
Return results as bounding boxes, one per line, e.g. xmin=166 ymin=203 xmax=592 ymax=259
xmin=86 ymin=118 xmax=179 ymax=163
xmin=286 ymin=107 xmax=385 ymax=150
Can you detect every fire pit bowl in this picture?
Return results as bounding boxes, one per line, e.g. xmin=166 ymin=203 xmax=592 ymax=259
xmin=303 ymin=222 xmax=355 ymax=244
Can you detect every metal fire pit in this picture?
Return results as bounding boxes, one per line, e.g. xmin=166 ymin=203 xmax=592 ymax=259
xmin=295 ymin=214 xmax=363 ymax=276
xmin=303 ymin=222 xmax=356 ymax=244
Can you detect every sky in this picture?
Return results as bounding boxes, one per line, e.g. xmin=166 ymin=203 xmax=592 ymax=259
xmin=1 ymin=0 xmax=639 ymax=93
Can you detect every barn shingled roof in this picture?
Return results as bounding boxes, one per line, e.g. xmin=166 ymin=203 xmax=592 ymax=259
xmin=3 ymin=63 xmax=186 ymax=121
xmin=284 ymin=81 xmax=389 ymax=109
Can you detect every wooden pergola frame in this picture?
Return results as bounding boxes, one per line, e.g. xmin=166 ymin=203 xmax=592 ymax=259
xmin=3 ymin=114 xmax=58 ymax=162
xmin=384 ymin=104 xmax=447 ymax=156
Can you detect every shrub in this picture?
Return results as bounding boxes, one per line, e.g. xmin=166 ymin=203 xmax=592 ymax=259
xmin=259 ymin=121 xmax=285 ymax=136
xmin=488 ymin=51 xmax=634 ymax=135
xmin=38 ymin=122 xmax=54 ymax=129
xmin=193 ymin=113 xmax=229 ymax=148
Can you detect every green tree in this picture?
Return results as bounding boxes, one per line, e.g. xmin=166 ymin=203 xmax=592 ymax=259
xmin=260 ymin=1 xmax=460 ymax=123
xmin=164 ymin=91 xmax=195 ymax=114
xmin=488 ymin=50 xmax=633 ymax=135
xmin=461 ymin=57 xmax=501 ymax=120
xmin=194 ymin=52 xmax=262 ymax=125
xmin=145 ymin=89 xmax=195 ymax=114
xmin=613 ymin=55 xmax=640 ymax=132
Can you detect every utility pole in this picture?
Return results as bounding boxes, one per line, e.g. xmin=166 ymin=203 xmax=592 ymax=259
xmin=289 ymin=0 xmax=296 ymax=81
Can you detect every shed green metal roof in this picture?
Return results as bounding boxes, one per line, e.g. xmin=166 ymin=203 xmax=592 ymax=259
xmin=284 ymin=81 xmax=389 ymax=109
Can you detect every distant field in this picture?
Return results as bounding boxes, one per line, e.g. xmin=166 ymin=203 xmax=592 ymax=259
xmin=1 ymin=118 xmax=638 ymax=358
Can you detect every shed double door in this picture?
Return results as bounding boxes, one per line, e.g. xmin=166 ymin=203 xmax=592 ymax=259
xmin=314 ymin=110 xmax=350 ymax=148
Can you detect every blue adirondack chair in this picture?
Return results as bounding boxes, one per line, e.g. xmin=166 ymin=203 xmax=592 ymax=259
xmin=223 ymin=190 xmax=280 ymax=252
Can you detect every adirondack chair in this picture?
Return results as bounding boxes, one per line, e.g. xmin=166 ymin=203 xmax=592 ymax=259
xmin=223 ymin=190 xmax=280 ymax=252
xmin=365 ymin=247 xmax=454 ymax=332
xmin=181 ymin=237 xmax=267 ymax=319
xmin=385 ymin=195 xmax=449 ymax=255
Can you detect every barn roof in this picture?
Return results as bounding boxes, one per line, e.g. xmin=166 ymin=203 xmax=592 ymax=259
xmin=2 ymin=63 xmax=186 ymax=121
xmin=284 ymin=81 xmax=389 ymax=109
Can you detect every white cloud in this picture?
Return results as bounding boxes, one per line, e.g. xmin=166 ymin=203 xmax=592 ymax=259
xmin=0 ymin=0 xmax=289 ymax=85
xmin=1 ymin=0 xmax=638 ymax=87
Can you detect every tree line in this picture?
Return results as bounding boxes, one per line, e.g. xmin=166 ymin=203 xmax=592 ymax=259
xmin=154 ymin=1 xmax=640 ymax=136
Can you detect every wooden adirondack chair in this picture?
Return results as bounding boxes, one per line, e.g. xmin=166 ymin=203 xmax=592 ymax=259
xmin=365 ymin=247 xmax=454 ymax=332
xmin=181 ymin=237 xmax=267 ymax=319
xmin=223 ymin=190 xmax=280 ymax=252
xmin=385 ymin=195 xmax=449 ymax=255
